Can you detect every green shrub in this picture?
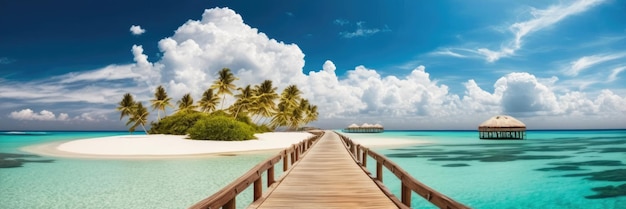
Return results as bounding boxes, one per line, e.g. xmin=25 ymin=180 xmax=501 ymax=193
xmin=149 ymin=112 xmax=208 ymax=135
xmin=188 ymin=116 xmax=255 ymax=141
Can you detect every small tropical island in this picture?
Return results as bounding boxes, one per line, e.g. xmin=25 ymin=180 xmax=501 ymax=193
xmin=23 ymin=68 xmax=419 ymax=158
xmin=117 ymin=68 xmax=319 ymax=140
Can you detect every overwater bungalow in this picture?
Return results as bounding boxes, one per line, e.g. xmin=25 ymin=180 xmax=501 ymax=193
xmin=343 ymin=123 xmax=384 ymax=133
xmin=478 ymin=115 xmax=526 ymax=140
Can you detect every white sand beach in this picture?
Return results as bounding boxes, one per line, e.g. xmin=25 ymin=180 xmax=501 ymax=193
xmin=23 ymin=131 xmax=425 ymax=159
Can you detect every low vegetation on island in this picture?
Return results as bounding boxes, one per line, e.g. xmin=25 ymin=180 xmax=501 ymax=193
xmin=116 ymin=68 xmax=319 ymax=141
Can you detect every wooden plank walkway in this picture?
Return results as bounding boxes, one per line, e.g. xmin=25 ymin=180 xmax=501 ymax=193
xmin=250 ymin=131 xmax=398 ymax=209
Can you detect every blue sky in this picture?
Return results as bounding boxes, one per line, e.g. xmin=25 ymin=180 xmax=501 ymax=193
xmin=1 ymin=0 xmax=625 ymax=130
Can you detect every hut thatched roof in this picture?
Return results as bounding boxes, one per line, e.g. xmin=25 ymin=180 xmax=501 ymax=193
xmin=348 ymin=124 xmax=359 ymax=128
xmin=478 ymin=115 xmax=526 ymax=130
xmin=373 ymin=124 xmax=384 ymax=128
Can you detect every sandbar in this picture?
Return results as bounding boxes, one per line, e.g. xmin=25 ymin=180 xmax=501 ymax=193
xmin=22 ymin=131 xmax=426 ymax=159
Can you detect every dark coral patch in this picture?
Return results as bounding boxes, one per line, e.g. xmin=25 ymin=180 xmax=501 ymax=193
xmin=585 ymin=183 xmax=626 ymax=199
xmin=535 ymin=166 xmax=585 ymax=171
xmin=549 ymin=160 xmax=625 ymax=167
xmin=563 ymin=169 xmax=626 ymax=182
xmin=0 ymin=159 xmax=23 ymax=168
xmin=0 ymin=153 xmax=54 ymax=168
xmin=599 ymin=148 xmax=626 ymax=153
xmin=442 ymin=163 xmax=469 ymax=167
xmin=385 ymin=153 xmax=419 ymax=158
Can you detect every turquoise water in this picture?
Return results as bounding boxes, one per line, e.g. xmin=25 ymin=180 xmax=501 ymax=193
xmin=344 ymin=130 xmax=626 ymax=208
xmin=1 ymin=130 xmax=625 ymax=208
xmin=0 ymin=131 xmax=276 ymax=209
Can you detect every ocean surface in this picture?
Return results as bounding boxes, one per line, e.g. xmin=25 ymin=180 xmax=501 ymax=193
xmin=1 ymin=130 xmax=625 ymax=208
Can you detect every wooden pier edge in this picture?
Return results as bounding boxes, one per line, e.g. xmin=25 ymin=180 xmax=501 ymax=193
xmin=337 ymin=131 xmax=471 ymax=209
xmin=188 ymin=131 xmax=324 ymax=209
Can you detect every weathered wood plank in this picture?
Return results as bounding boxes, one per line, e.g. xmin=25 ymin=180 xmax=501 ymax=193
xmin=251 ymin=131 xmax=398 ymax=209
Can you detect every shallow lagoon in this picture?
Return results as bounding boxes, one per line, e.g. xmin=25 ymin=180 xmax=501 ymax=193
xmin=349 ymin=130 xmax=626 ymax=208
xmin=1 ymin=130 xmax=625 ymax=208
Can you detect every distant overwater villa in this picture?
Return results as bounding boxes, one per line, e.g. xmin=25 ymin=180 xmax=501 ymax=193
xmin=478 ymin=115 xmax=526 ymax=140
xmin=342 ymin=123 xmax=384 ymax=133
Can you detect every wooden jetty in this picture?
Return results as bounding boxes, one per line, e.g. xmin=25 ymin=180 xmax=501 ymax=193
xmin=190 ymin=131 xmax=469 ymax=209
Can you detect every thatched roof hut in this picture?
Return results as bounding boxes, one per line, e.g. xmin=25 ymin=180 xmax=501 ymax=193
xmin=478 ymin=115 xmax=526 ymax=140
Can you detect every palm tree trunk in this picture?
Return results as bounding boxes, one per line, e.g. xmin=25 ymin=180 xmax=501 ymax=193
xmin=221 ymin=95 xmax=226 ymax=109
xmin=140 ymin=124 xmax=149 ymax=135
xmin=234 ymin=106 xmax=242 ymax=118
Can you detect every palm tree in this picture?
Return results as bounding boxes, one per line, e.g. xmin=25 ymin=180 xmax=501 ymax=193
xmin=116 ymin=93 xmax=136 ymax=120
xmin=287 ymin=99 xmax=309 ymax=130
xmin=252 ymin=80 xmax=278 ymax=124
xmin=230 ymin=85 xmax=255 ymax=118
xmin=271 ymin=85 xmax=303 ymax=130
xmin=279 ymin=85 xmax=301 ymax=110
xmin=126 ymin=101 xmax=150 ymax=134
xmin=150 ymin=85 xmax=173 ymax=120
xmin=269 ymin=103 xmax=290 ymax=129
xmin=176 ymin=93 xmax=197 ymax=113
xmin=210 ymin=68 xmax=238 ymax=109
xmin=198 ymin=88 xmax=220 ymax=113
xmin=304 ymin=105 xmax=319 ymax=125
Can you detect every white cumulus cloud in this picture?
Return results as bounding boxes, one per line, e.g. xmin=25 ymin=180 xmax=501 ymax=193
xmin=129 ymin=7 xmax=306 ymax=100
xmin=9 ymin=109 xmax=69 ymax=121
xmin=130 ymin=25 xmax=146 ymax=35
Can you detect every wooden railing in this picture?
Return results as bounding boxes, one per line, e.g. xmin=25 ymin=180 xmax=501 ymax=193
xmin=189 ymin=131 xmax=323 ymax=209
xmin=337 ymin=132 xmax=471 ymax=209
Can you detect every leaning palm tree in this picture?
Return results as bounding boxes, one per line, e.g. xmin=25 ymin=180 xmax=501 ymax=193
xmin=150 ymin=85 xmax=173 ymax=120
xmin=269 ymin=103 xmax=291 ymax=130
xmin=126 ymin=101 xmax=150 ymax=134
xmin=288 ymin=105 xmax=303 ymax=131
xmin=176 ymin=93 xmax=197 ymax=113
xmin=252 ymin=80 xmax=278 ymax=123
xmin=198 ymin=88 xmax=220 ymax=113
xmin=287 ymin=98 xmax=309 ymax=130
xmin=304 ymin=105 xmax=319 ymax=125
xmin=116 ymin=93 xmax=136 ymax=120
xmin=210 ymin=68 xmax=238 ymax=109
xmin=279 ymin=85 xmax=301 ymax=110
xmin=230 ymin=85 xmax=255 ymax=118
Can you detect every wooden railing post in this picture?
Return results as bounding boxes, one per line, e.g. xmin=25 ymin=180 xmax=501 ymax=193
xmin=376 ymin=161 xmax=383 ymax=182
xmin=291 ymin=146 xmax=297 ymax=164
xmin=401 ymin=183 xmax=411 ymax=206
xmin=268 ymin=166 xmax=275 ymax=186
xmin=283 ymin=152 xmax=288 ymax=171
xmin=254 ymin=177 xmax=262 ymax=201
xmin=224 ymin=197 xmax=235 ymax=209
xmin=362 ymin=149 xmax=367 ymax=167
xmin=356 ymin=144 xmax=361 ymax=162
xmin=350 ymin=142 xmax=356 ymax=156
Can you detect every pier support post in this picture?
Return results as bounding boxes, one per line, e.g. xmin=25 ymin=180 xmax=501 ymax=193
xmin=362 ymin=149 xmax=367 ymax=167
xmin=402 ymin=183 xmax=411 ymax=206
xmin=254 ymin=178 xmax=262 ymax=201
xmin=224 ymin=197 xmax=235 ymax=209
xmin=268 ymin=166 xmax=275 ymax=186
xmin=283 ymin=152 xmax=288 ymax=171
xmin=376 ymin=161 xmax=383 ymax=182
